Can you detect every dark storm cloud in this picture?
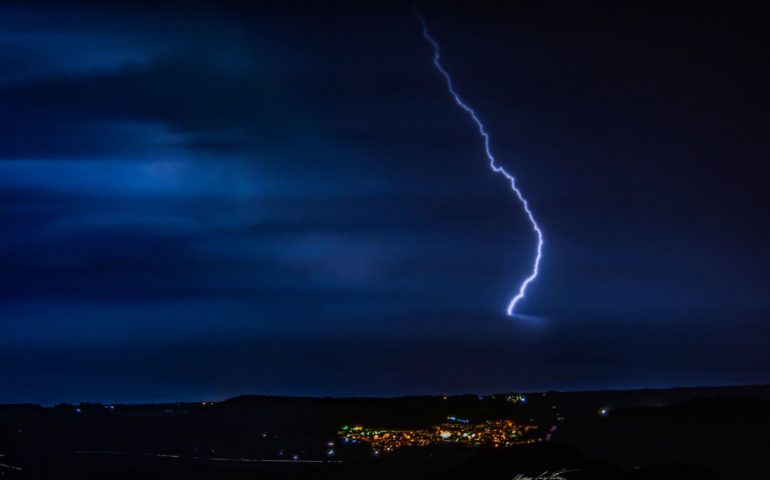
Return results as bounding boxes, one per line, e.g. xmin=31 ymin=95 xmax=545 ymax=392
xmin=0 ymin=1 xmax=525 ymax=314
xmin=2 ymin=1 xmax=769 ymax=402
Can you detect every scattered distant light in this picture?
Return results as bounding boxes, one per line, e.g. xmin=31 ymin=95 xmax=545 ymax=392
xmin=599 ymin=408 xmax=609 ymax=417
xmin=446 ymin=416 xmax=470 ymax=424
xmin=75 ymin=408 xmax=81 ymax=414
xmin=505 ymin=394 xmax=528 ymax=404
xmin=327 ymin=449 xmax=335 ymax=456
xmin=291 ymin=454 xmax=299 ymax=461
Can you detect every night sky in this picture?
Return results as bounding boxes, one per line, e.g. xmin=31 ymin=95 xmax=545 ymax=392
xmin=2 ymin=2 xmax=769 ymax=404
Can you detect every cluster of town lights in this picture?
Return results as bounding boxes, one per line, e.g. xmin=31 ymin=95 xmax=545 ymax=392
xmin=338 ymin=418 xmax=538 ymax=452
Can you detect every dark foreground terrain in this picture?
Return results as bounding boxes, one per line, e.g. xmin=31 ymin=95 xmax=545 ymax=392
xmin=1 ymin=385 xmax=769 ymax=479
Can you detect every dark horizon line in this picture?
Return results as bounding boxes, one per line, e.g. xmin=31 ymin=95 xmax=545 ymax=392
xmin=4 ymin=382 xmax=768 ymax=408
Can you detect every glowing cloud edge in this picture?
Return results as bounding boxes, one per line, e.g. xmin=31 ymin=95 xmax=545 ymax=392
xmin=417 ymin=15 xmax=544 ymax=316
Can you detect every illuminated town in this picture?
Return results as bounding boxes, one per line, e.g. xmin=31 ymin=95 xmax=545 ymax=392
xmin=338 ymin=417 xmax=539 ymax=452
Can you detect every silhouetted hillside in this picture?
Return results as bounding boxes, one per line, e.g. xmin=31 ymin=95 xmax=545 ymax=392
xmin=2 ymin=385 xmax=769 ymax=479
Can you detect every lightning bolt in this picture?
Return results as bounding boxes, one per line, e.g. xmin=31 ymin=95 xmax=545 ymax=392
xmin=417 ymin=14 xmax=544 ymax=316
